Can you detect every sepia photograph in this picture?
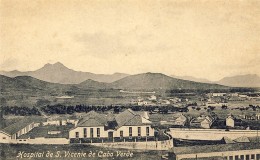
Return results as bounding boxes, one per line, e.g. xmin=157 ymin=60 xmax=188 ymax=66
xmin=0 ymin=0 xmax=260 ymax=159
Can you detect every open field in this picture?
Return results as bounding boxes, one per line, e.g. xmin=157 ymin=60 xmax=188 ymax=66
xmin=19 ymin=125 xmax=74 ymax=139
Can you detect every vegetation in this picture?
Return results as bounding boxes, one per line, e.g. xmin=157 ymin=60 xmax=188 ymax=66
xmin=0 ymin=106 xmax=41 ymax=116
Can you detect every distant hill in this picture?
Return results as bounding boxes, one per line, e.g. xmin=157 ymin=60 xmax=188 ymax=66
xmin=78 ymin=79 xmax=109 ymax=89
xmin=1 ymin=73 xmax=228 ymax=94
xmin=0 ymin=74 xmax=113 ymax=92
xmin=216 ymin=74 xmax=260 ymax=87
xmin=111 ymin=72 xmax=228 ymax=90
xmin=171 ymin=75 xmax=212 ymax=83
xmin=0 ymin=74 xmax=68 ymax=92
xmin=0 ymin=62 xmax=129 ymax=84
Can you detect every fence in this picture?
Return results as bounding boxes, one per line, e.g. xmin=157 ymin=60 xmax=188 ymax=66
xmin=90 ymin=139 xmax=173 ymax=150
xmin=8 ymin=137 xmax=69 ymax=144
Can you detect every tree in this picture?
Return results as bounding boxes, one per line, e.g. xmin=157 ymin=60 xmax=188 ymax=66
xmin=208 ymin=106 xmax=215 ymax=111
xmin=196 ymin=107 xmax=201 ymax=111
xmin=221 ymin=105 xmax=228 ymax=110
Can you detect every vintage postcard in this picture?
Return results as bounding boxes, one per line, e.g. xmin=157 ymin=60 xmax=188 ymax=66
xmin=0 ymin=0 xmax=260 ymax=159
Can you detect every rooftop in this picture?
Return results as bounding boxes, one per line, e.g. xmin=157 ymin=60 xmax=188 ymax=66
xmin=172 ymin=143 xmax=260 ymax=155
xmin=76 ymin=109 xmax=150 ymax=128
xmin=1 ymin=116 xmax=45 ymax=135
xmin=77 ymin=111 xmax=108 ymax=127
xmin=115 ymin=109 xmax=145 ymax=127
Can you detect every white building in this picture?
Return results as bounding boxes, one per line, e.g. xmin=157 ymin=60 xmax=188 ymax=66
xmin=190 ymin=115 xmax=215 ymax=129
xmin=174 ymin=114 xmax=187 ymax=126
xmin=226 ymin=114 xmax=235 ymax=128
xmin=148 ymin=95 xmax=157 ymax=101
xmin=0 ymin=117 xmax=43 ymax=143
xmin=69 ymin=109 xmax=154 ymax=141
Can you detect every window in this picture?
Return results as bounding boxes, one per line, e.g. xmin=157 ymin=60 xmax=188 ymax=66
xmin=75 ymin=132 xmax=79 ymax=138
xmin=240 ymin=155 xmax=244 ymax=160
xmin=90 ymin=128 xmax=93 ymax=138
xmin=256 ymin=154 xmax=260 ymax=160
xmin=138 ymin=127 xmax=141 ymax=136
xmin=246 ymin=155 xmax=250 ymax=160
xmin=251 ymin=155 xmax=255 ymax=160
xmin=97 ymin=128 xmax=100 ymax=137
xmin=235 ymin=155 xmax=239 ymax=160
xmin=120 ymin=131 xmax=123 ymax=138
xmin=146 ymin=127 xmax=150 ymax=136
xmin=229 ymin=156 xmax=233 ymax=160
xmin=83 ymin=128 xmax=87 ymax=138
xmin=129 ymin=127 xmax=132 ymax=137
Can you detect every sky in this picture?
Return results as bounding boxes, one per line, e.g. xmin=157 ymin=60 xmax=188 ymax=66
xmin=0 ymin=0 xmax=259 ymax=81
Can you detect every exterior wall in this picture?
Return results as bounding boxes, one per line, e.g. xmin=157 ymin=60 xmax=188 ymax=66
xmin=169 ymin=128 xmax=260 ymax=141
xmin=43 ymin=121 xmax=59 ymax=126
xmin=0 ymin=122 xmax=37 ymax=142
xmin=201 ymin=121 xmax=211 ymax=129
xmin=69 ymin=126 xmax=107 ymax=138
xmin=0 ymin=132 xmax=11 ymax=143
xmin=13 ymin=122 xmax=35 ymax=139
xmin=226 ymin=118 xmax=235 ymax=127
xmin=67 ymin=119 xmax=78 ymax=125
xmin=69 ymin=125 xmax=154 ymax=139
xmin=175 ymin=120 xmax=186 ymax=126
xmin=212 ymin=93 xmax=226 ymax=97
xmin=14 ymin=137 xmax=69 ymax=144
xmin=113 ymin=125 xmax=154 ymax=137
xmin=43 ymin=120 xmax=67 ymax=126
xmin=92 ymin=139 xmax=173 ymax=151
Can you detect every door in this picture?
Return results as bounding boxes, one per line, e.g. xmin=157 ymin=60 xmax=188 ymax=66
xmin=108 ymin=131 xmax=113 ymax=140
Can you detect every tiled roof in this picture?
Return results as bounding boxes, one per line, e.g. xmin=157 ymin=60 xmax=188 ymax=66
xmin=0 ymin=118 xmax=6 ymax=130
xmin=77 ymin=118 xmax=104 ymax=127
xmin=77 ymin=109 xmax=148 ymax=128
xmin=175 ymin=115 xmax=187 ymax=122
xmin=115 ymin=109 xmax=143 ymax=127
xmin=191 ymin=115 xmax=214 ymax=124
xmin=1 ymin=116 xmax=45 ymax=135
xmin=234 ymin=136 xmax=250 ymax=143
xmin=77 ymin=111 xmax=108 ymax=127
xmin=222 ymin=136 xmax=235 ymax=144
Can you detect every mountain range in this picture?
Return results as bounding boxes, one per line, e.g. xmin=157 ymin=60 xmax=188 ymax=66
xmin=217 ymin=74 xmax=260 ymax=88
xmin=171 ymin=75 xmax=212 ymax=84
xmin=171 ymin=74 xmax=260 ymax=88
xmin=0 ymin=73 xmax=228 ymax=94
xmin=111 ymin=73 xmax=227 ymax=90
xmin=0 ymin=62 xmax=259 ymax=87
xmin=0 ymin=62 xmax=128 ymax=84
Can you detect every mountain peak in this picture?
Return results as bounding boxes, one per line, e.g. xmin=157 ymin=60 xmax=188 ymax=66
xmin=44 ymin=62 xmax=64 ymax=66
xmin=53 ymin=62 xmax=64 ymax=67
xmin=43 ymin=63 xmax=52 ymax=67
xmin=42 ymin=62 xmax=67 ymax=69
xmin=36 ymin=62 xmax=71 ymax=74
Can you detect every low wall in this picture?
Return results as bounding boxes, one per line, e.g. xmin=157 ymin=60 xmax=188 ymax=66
xmin=90 ymin=139 xmax=173 ymax=150
xmin=169 ymin=128 xmax=259 ymax=140
xmin=9 ymin=137 xmax=69 ymax=144
xmin=175 ymin=149 xmax=260 ymax=160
